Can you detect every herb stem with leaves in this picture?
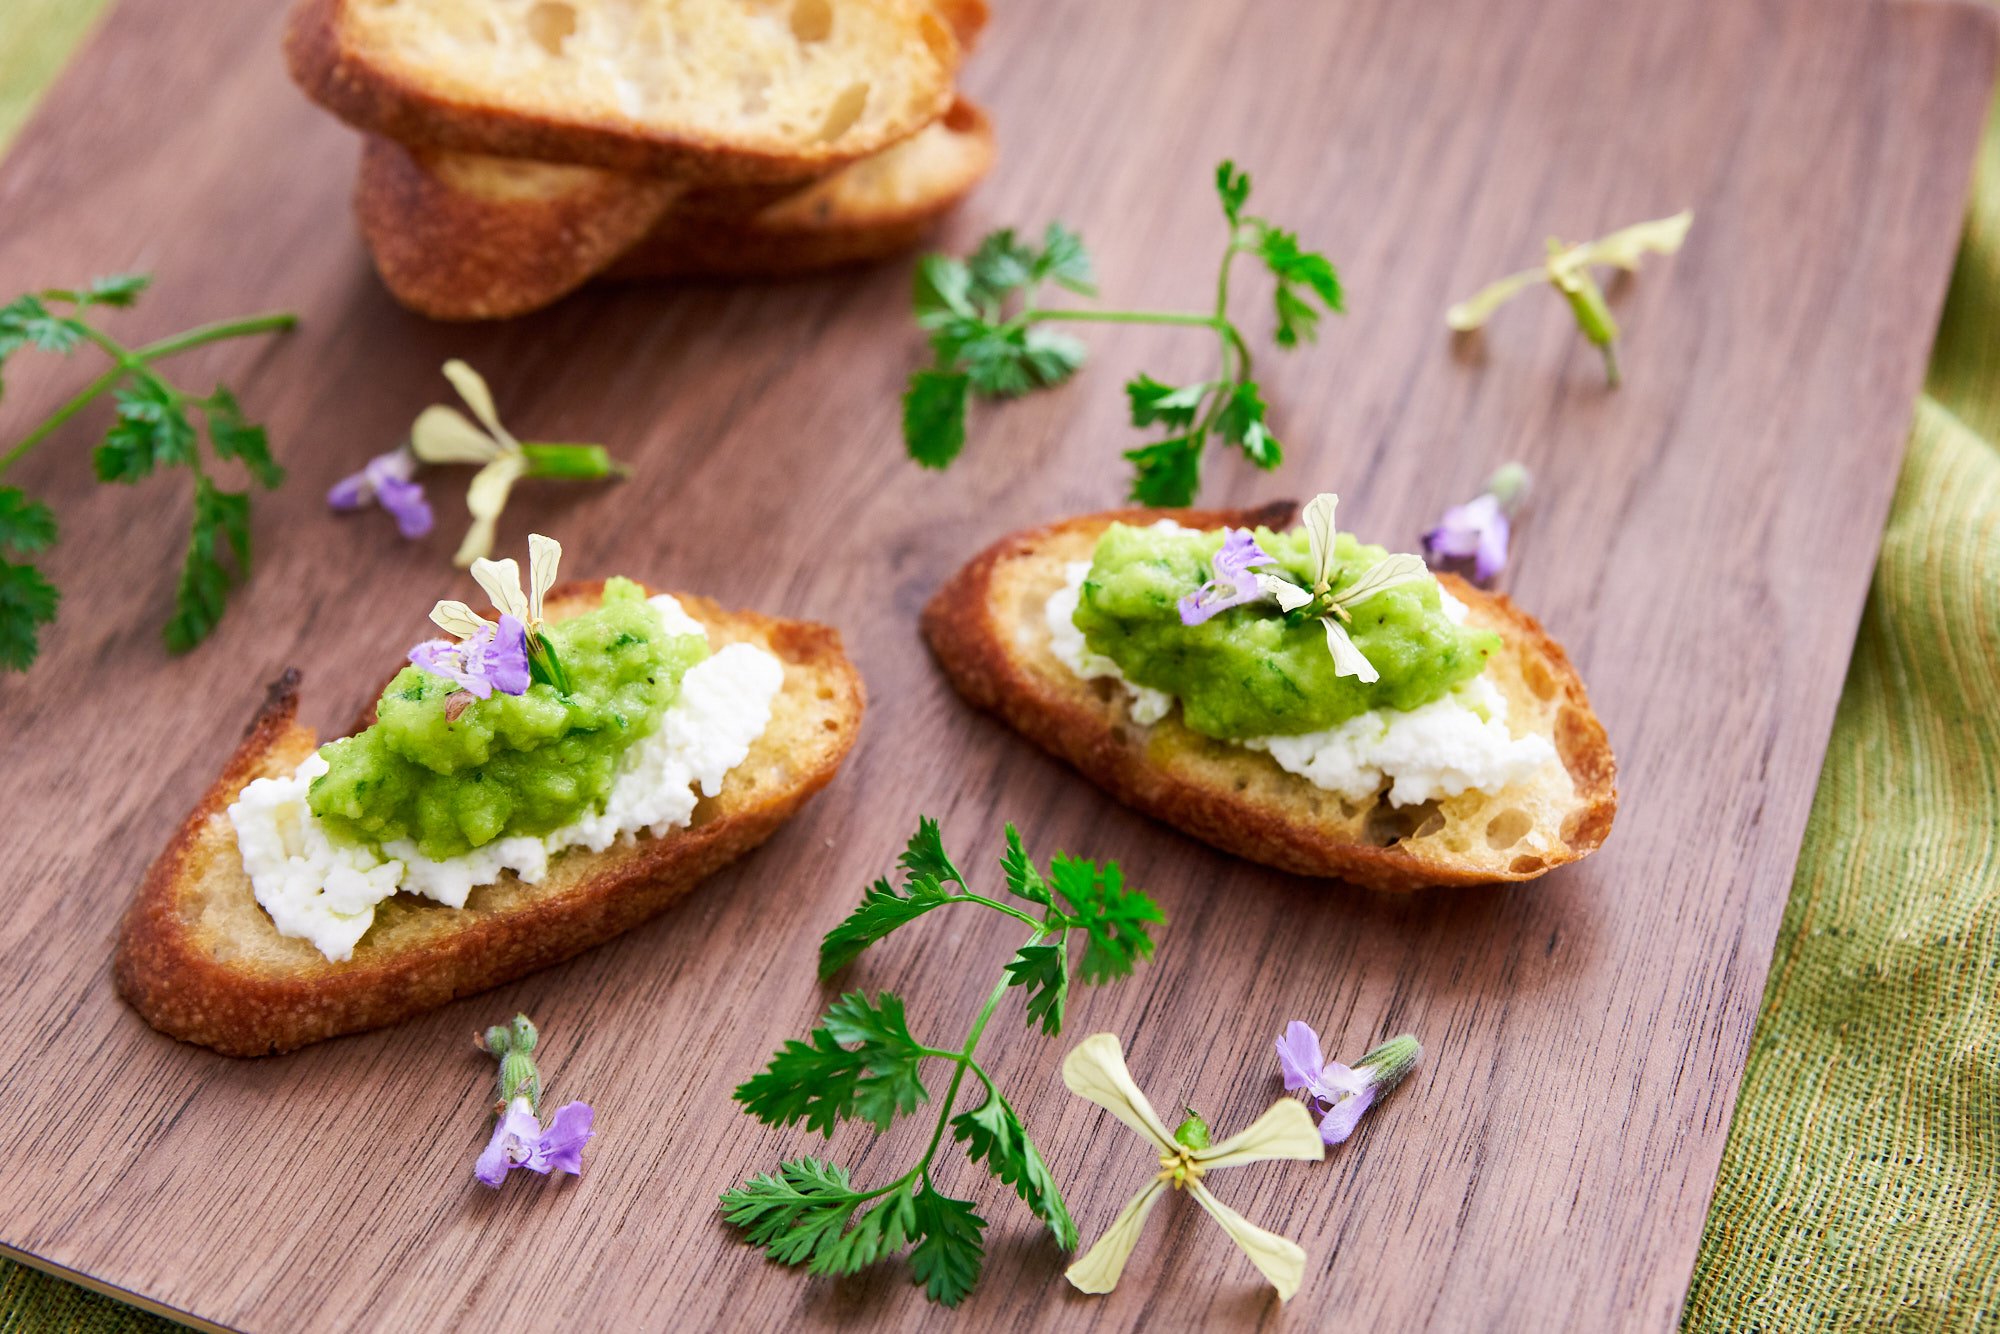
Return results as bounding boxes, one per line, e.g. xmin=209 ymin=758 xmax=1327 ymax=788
xmin=904 ymin=160 xmax=1341 ymax=506
xmin=0 ymin=275 xmax=297 ymax=671
xmin=722 ymin=818 xmax=1165 ymax=1308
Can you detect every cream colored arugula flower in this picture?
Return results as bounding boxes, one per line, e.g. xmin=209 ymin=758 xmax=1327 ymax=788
xmin=411 ymin=360 xmax=622 ymax=567
xmin=433 ymin=533 xmax=570 ymax=692
xmin=1062 ymin=1033 xmax=1324 ymax=1301
xmin=1446 ymin=209 xmax=1693 ymax=385
xmin=1259 ymin=493 xmax=1429 ymax=683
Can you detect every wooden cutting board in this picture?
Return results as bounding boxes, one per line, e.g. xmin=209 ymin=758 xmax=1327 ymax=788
xmin=0 ymin=0 xmax=1990 ymax=1328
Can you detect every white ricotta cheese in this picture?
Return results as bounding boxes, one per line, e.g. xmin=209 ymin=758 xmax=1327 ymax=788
xmin=1043 ymin=564 xmax=1554 ymax=807
xmin=1045 ymin=562 xmax=1174 ymax=725
xmin=227 ymin=595 xmax=785 ymax=961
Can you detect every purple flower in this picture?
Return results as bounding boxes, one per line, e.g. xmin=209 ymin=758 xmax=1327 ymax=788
xmin=474 ymin=1096 xmax=595 ymax=1187
xmin=409 ymin=613 xmax=532 ymax=699
xmin=1178 ymin=528 xmax=1279 ymax=626
xmin=1423 ymin=494 xmax=1509 ymax=582
xmin=1276 ymin=1022 xmax=1422 ymax=1147
xmin=1423 ymin=463 xmax=1530 ymax=583
xmin=328 ymin=446 xmax=433 ymax=539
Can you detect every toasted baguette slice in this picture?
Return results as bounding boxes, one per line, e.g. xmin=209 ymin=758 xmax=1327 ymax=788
xmin=116 ymin=584 xmax=866 ymax=1056
xmin=606 ymin=95 xmax=993 ymax=280
xmin=922 ymin=506 xmax=1617 ymax=891
xmin=354 ymin=138 xmax=684 ymax=319
xmin=285 ymin=0 xmax=962 ymax=182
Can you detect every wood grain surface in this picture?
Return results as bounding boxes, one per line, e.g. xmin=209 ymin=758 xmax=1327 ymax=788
xmin=0 ymin=0 xmax=1991 ymax=1329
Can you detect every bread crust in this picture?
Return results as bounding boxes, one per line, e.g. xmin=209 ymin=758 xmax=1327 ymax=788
xmin=605 ymin=96 xmax=993 ymax=281
xmin=284 ymin=0 xmax=961 ymax=184
xmin=355 ymin=137 xmax=682 ymax=320
xmin=115 ymin=585 xmax=865 ymax=1056
xmin=921 ymin=506 xmax=1617 ymax=890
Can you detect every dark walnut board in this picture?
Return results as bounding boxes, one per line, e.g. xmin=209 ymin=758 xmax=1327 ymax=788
xmin=0 ymin=0 xmax=1990 ymax=1328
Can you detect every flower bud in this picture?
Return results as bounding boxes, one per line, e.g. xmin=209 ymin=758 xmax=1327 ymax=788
xmin=1172 ymin=1108 xmax=1211 ymax=1151
xmin=1354 ymin=1034 xmax=1422 ymax=1096
xmin=508 ymin=1014 xmax=538 ymax=1054
xmin=522 ymin=442 xmax=623 ymax=482
xmin=480 ymin=1024 xmax=511 ymax=1055
xmin=499 ymin=1049 xmax=540 ymax=1112
xmin=1484 ymin=462 xmax=1531 ymax=514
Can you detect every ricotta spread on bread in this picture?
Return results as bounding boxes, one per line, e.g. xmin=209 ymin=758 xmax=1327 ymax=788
xmin=1046 ymin=562 xmax=1554 ymax=807
xmin=229 ymin=595 xmax=783 ymax=961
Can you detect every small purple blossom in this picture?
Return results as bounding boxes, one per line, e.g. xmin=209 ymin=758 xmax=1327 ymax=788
xmin=1276 ymin=1021 xmax=1422 ymax=1147
xmin=1178 ymin=528 xmax=1279 ymax=626
xmin=409 ymin=613 xmax=532 ymax=699
xmin=1423 ymin=493 xmax=1510 ymax=582
xmin=474 ymin=1096 xmax=595 ymax=1187
xmin=1423 ymin=463 xmax=1530 ymax=583
xmin=328 ymin=446 xmax=433 ymax=539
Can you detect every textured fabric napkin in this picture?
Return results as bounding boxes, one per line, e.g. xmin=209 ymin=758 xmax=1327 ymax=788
xmin=3 ymin=5 xmax=1994 ymax=1329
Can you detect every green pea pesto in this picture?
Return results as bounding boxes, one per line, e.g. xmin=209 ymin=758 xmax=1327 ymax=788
xmin=308 ymin=578 xmax=707 ymax=860
xmin=1072 ymin=523 xmax=1499 ymax=739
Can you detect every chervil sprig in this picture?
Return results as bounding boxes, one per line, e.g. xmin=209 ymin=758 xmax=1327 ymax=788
xmin=903 ymin=161 xmax=1343 ymax=506
xmin=722 ymin=818 xmax=1165 ymax=1308
xmin=0 ymin=274 xmax=296 ymax=671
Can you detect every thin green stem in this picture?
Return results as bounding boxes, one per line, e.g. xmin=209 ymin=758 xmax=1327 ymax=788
xmin=941 ymin=892 xmax=1048 ymax=932
xmin=0 ymin=311 xmax=296 ymax=474
xmin=2 ymin=365 xmax=120 ymax=469
xmin=1022 ymin=308 xmax=1228 ymax=331
xmin=911 ymin=924 xmax=1052 ymax=1185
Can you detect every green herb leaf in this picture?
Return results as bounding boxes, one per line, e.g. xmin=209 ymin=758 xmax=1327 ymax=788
xmin=998 ymin=824 xmax=1050 ymax=905
xmin=0 ymin=295 xmax=86 ymax=359
xmin=720 ymin=1158 xmax=868 ymax=1266
xmin=735 ymin=992 xmax=929 ymax=1135
xmin=1216 ymin=159 xmax=1252 ymax=227
xmin=94 ymin=382 xmax=196 ymax=483
xmin=1125 ymin=373 xmax=1207 ymax=430
xmin=1002 ymin=941 xmax=1068 ymax=1036
xmin=0 ymin=489 xmax=57 ymax=555
xmin=820 ymin=876 xmax=954 ymax=978
xmin=1021 ymin=328 xmax=1087 ymax=388
xmin=954 ymin=325 xmax=1039 ymax=398
xmin=914 ymin=254 xmax=977 ymax=326
xmin=1217 ymin=381 xmax=1281 ymax=468
xmin=203 ymin=386 xmax=284 ymax=489
xmin=899 ymin=816 xmax=965 ymax=889
xmin=1033 ymin=222 xmax=1096 ymax=295
xmin=83 ymin=273 xmax=150 ymax=308
xmin=808 ymin=1181 xmax=919 ymax=1276
xmin=967 ymin=229 xmax=1038 ymax=306
xmin=820 ymin=991 xmax=931 ymax=1130
xmin=1124 ymin=436 xmax=1203 ymax=507
xmin=1256 ymin=224 xmax=1344 ymax=347
xmin=1050 ymin=854 xmax=1164 ymax=984
xmin=164 ymin=478 xmax=250 ymax=654
xmin=952 ymin=1093 xmax=1078 ymax=1249
xmin=0 ymin=557 xmax=59 ymax=671
xmin=908 ymin=1188 xmax=986 ymax=1308
xmin=904 ymin=368 xmax=970 ymax=469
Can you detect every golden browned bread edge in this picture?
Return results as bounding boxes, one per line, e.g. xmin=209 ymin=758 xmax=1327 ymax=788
xmin=115 ymin=584 xmax=865 ymax=1056
xmin=920 ymin=505 xmax=1618 ymax=890
xmin=604 ymin=97 xmax=993 ymax=282
xmin=283 ymin=0 xmax=961 ymax=184
xmin=354 ymin=137 xmax=683 ymax=320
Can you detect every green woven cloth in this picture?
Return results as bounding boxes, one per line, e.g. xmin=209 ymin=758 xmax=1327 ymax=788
xmin=4 ymin=7 xmax=1996 ymax=1332
xmin=1682 ymin=116 xmax=2000 ymax=1328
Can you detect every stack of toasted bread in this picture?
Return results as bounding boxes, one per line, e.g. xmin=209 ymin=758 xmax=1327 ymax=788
xmin=283 ymin=0 xmax=997 ymax=319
